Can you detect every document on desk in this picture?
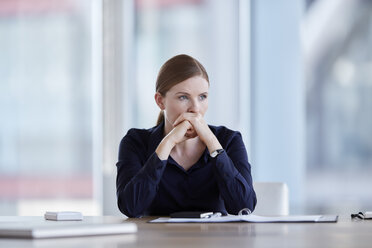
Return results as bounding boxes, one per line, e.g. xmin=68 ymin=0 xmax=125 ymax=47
xmin=150 ymin=214 xmax=338 ymax=223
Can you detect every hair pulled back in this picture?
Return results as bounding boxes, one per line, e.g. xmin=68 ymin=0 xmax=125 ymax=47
xmin=155 ymin=54 xmax=209 ymax=125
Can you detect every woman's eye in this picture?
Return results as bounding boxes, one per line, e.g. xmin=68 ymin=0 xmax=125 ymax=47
xmin=199 ymin=94 xmax=207 ymax=100
xmin=178 ymin=95 xmax=188 ymax=100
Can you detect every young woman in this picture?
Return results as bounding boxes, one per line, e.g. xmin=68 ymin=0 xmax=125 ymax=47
xmin=116 ymin=54 xmax=256 ymax=217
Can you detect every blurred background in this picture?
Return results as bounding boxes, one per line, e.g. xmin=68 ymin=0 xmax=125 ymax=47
xmin=1 ymin=0 xmax=372 ymax=216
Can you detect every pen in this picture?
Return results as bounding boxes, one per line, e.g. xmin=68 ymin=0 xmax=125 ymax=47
xmin=204 ymin=212 xmax=222 ymax=218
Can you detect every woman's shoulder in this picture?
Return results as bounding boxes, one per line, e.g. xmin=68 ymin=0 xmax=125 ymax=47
xmin=124 ymin=125 xmax=158 ymax=142
xmin=208 ymin=125 xmax=247 ymax=152
xmin=126 ymin=126 xmax=156 ymax=135
xmin=117 ymin=126 xmax=161 ymax=161
xmin=120 ymin=123 xmax=163 ymax=154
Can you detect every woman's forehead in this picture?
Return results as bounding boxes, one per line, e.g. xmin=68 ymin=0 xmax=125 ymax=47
xmin=169 ymin=76 xmax=209 ymax=93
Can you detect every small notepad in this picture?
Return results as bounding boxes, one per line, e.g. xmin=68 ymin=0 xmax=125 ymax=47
xmin=44 ymin=211 xmax=83 ymax=221
xmin=364 ymin=211 xmax=372 ymax=219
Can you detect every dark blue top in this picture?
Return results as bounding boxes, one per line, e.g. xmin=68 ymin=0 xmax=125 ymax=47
xmin=116 ymin=122 xmax=256 ymax=217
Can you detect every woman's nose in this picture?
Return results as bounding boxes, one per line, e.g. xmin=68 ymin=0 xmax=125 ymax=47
xmin=187 ymin=100 xmax=199 ymax=113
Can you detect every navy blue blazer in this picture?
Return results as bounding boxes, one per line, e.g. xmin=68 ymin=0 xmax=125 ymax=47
xmin=116 ymin=122 xmax=256 ymax=217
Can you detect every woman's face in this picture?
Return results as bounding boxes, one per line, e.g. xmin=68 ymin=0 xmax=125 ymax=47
xmin=156 ymin=76 xmax=209 ymax=127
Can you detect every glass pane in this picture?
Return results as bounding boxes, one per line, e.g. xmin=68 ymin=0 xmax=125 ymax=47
xmin=305 ymin=1 xmax=372 ymax=213
xmin=132 ymin=0 xmax=240 ymax=130
xmin=0 ymin=0 xmax=100 ymax=215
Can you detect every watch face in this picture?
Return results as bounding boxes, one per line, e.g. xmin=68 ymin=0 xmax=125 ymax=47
xmin=211 ymin=149 xmax=223 ymax=158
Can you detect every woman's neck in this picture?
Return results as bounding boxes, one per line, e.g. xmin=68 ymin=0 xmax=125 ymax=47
xmin=173 ymin=136 xmax=199 ymax=151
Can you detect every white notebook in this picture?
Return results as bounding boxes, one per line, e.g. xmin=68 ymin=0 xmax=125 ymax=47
xmin=0 ymin=222 xmax=137 ymax=239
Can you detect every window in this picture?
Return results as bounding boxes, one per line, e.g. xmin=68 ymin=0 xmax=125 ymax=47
xmin=0 ymin=0 xmax=102 ymax=215
xmin=304 ymin=0 xmax=372 ymax=213
xmin=129 ymin=0 xmax=245 ymax=134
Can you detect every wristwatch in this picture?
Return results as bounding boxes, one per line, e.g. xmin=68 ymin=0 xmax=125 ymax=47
xmin=210 ymin=149 xmax=224 ymax=158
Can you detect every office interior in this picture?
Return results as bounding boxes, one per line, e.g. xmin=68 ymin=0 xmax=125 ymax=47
xmin=1 ymin=0 xmax=372 ymax=217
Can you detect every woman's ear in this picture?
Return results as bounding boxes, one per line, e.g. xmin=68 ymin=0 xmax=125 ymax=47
xmin=154 ymin=92 xmax=165 ymax=110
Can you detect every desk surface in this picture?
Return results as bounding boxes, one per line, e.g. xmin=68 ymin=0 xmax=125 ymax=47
xmin=0 ymin=215 xmax=371 ymax=248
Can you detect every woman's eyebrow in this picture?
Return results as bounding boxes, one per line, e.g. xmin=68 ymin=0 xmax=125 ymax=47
xmin=175 ymin=92 xmax=190 ymax=95
xmin=175 ymin=91 xmax=208 ymax=95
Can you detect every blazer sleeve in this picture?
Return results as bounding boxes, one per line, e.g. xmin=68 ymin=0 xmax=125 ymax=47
xmin=116 ymin=130 xmax=167 ymax=217
xmin=212 ymin=131 xmax=257 ymax=214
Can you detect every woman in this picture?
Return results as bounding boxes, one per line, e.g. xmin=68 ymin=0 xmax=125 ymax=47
xmin=116 ymin=54 xmax=256 ymax=217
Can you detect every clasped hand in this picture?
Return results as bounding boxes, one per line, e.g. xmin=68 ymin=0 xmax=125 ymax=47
xmin=169 ymin=112 xmax=212 ymax=145
xmin=156 ymin=113 xmax=222 ymax=160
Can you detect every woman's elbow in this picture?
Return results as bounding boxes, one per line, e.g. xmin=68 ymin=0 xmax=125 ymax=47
xmin=117 ymin=196 xmax=145 ymax=218
xmin=248 ymin=190 xmax=257 ymax=212
xmin=237 ymin=192 xmax=257 ymax=214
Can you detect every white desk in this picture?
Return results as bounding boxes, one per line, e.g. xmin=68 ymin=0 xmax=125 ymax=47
xmin=0 ymin=215 xmax=371 ymax=248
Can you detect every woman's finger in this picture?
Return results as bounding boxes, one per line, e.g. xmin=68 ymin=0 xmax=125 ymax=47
xmin=173 ymin=112 xmax=198 ymax=126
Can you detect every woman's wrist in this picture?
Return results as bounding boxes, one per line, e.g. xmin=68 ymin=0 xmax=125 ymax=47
xmin=155 ymin=135 xmax=176 ymax=160
xmin=205 ymin=135 xmax=223 ymax=154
